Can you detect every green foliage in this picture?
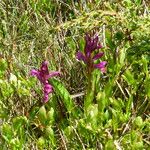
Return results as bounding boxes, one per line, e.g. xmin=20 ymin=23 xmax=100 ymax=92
xmin=50 ymin=79 xmax=78 ymax=117
xmin=0 ymin=0 xmax=149 ymax=149
xmin=1 ymin=116 xmax=28 ymax=149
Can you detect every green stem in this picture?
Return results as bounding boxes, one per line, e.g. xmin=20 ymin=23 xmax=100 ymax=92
xmin=84 ymin=71 xmax=94 ymax=114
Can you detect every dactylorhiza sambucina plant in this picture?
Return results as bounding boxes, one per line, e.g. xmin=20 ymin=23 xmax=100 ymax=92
xmin=30 ymin=61 xmax=60 ymax=103
xmin=76 ymin=33 xmax=107 ymax=111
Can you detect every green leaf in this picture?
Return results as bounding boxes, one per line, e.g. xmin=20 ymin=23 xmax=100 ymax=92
xmin=122 ymin=70 xmax=136 ymax=86
xmin=64 ymin=126 xmax=73 ymax=137
xmin=45 ymin=126 xmax=56 ymax=146
xmin=10 ymin=138 xmax=22 ymax=149
xmin=79 ymin=36 xmax=85 ymax=52
xmin=38 ymin=106 xmax=47 ymax=125
xmin=9 ymin=73 xmax=18 ymax=86
xmin=126 ymin=96 xmax=133 ymax=114
xmin=46 ymin=107 xmax=54 ymax=125
xmin=2 ymin=123 xmax=13 ymax=142
xmin=106 ymin=30 xmax=116 ymax=50
xmin=13 ymin=116 xmax=28 ymax=132
xmin=50 ymin=79 xmax=77 ymax=117
xmin=110 ymin=98 xmax=124 ymax=111
xmin=134 ymin=0 xmax=141 ymax=5
xmin=119 ymin=48 xmax=126 ymax=66
xmin=29 ymin=106 xmax=39 ymax=120
xmin=37 ymin=137 xmax=46 ymax=149
xmin=86 ymin=104 xmax=98 ymax=129
xmin=141 ymin=56 xmax=148 ymax=76
xmin=105 ymin=140 xmax=116 ymax=150
xmin=114 ymin=31 xmax=124 ymax=41
xmin=0 ymin=58 xmax=8 ymax=72
xmin=123 ymin=0 xmax=132 ymax=7
xmin=133 ymin=116 xmax=143 ymax=129
xmin=97 ymin=92 xmax=107 ymax=113
xmin=145 ymin=78 xmax=150 ymax=98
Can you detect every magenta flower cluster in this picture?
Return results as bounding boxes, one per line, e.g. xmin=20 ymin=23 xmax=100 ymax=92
xmin=30 ymin=61 xmax=60 ymax=103
xmin=76 ymin=33 xmax=107 ymax=73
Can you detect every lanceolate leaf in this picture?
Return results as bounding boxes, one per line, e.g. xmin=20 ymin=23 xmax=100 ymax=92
xmin=50 ymin=79 xmax=77 ymax=117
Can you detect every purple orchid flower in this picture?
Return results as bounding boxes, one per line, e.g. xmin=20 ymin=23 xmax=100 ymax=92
xmin=30 ymin=61 xmax=60 ymax=103
xmin=76 ymin=33 xmax=107 ymax=73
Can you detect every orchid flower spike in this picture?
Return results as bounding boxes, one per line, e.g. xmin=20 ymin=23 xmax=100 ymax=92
xmin=76 ymin=32 xmax=107 ymax=73
xmin=31 ymin=61 xmax=60 ymax=103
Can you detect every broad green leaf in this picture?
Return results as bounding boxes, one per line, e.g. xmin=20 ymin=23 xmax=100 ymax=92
xmin=50 ymin=79 xmax=77 ymax=117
